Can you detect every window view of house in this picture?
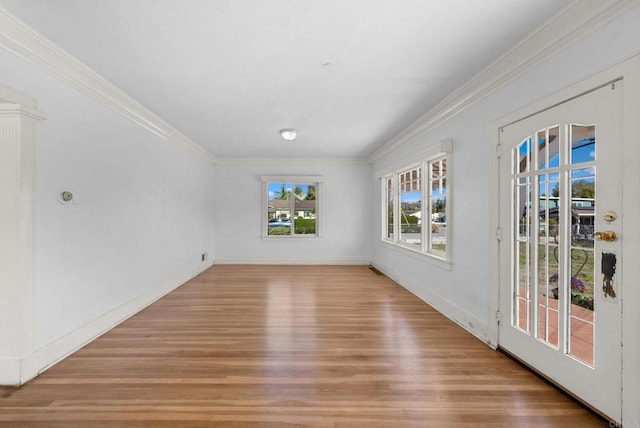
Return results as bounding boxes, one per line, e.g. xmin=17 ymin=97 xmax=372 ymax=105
xmin=267 ymin=182 xmax=318 ymax=236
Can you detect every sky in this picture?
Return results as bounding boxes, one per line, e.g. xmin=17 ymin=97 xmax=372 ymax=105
xmin=268 ymin=182 xmax=313 ymax=200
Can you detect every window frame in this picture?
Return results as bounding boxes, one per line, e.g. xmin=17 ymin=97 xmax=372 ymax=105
xmin=261 ymin=175 xmax=323 ymax=240
xmin=377 ymin=139 xmax=452 ymax=266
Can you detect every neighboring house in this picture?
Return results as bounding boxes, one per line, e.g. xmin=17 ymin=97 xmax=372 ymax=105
xmin=540 ymin=197 xmax=595 ymax=233
xmin=268 ymin=199 xmax=316 ymax=220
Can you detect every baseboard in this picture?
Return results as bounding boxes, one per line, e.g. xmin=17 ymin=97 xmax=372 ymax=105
xmin=5 ymin=260 xmax=214 ymax=386
xmin=0 ymin=359 xmax=21 ymax=386
xmin=372 ymin=260 xmax=492 ymax=347
xmin=214 ymin=258 xmax=371 ymax=265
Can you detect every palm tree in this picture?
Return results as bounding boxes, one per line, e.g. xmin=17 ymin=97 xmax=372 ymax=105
xmin=305 ymin=185 xmax=316 ymax=200
xmin=276 ymin=183 xmax=291 ymax=200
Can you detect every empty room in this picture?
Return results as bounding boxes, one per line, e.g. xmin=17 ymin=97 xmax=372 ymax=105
xmin=1 ymin=1 xmax=639 ymax=426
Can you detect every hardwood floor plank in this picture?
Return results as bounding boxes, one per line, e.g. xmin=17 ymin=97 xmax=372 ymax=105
xmin=0 ymin=265 xmax=606 ymax=427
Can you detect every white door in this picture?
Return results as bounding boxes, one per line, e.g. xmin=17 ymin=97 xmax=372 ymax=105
xmin=498 ymin=82 xmax=622 ymax=421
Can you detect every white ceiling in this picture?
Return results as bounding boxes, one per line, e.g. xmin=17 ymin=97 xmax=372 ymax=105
xmin=0 ymin=0 xmax=573 ymax=159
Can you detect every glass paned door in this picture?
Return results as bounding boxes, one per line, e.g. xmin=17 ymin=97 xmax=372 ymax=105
xmin=498 ymin=83 xmax=622 ymax=421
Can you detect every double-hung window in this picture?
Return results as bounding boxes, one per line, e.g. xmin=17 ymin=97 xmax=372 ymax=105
xmin=262 ymin=176 xmax=322 ymax=238
xmin=380 ymin=140 xmax=452 ymax=262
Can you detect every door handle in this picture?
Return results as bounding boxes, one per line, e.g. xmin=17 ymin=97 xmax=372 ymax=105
xmin=594 ymin=231 xmax=617 ymax=242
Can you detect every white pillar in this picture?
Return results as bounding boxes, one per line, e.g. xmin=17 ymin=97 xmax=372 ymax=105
xmin=0 ymin=102 xmax=46 ymax=385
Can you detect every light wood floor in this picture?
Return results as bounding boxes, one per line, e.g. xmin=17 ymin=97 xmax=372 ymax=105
xmin=0 ymin=265 xmax=605 ymax=427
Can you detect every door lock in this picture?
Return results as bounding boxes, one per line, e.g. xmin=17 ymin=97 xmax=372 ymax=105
xmin=594 ymin=231 xmax=617 ymax=242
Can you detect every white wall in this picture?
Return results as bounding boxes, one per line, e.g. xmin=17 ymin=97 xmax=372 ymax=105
xmin=213 ymin=162 xmax=372 ymax=264
xmin=373 ymin=2 xmax=640 ymax=339
xmin=372 ymin=5 xmax=640 ymax=424
xmin=0 ymin=47 xmax=215 ymax=372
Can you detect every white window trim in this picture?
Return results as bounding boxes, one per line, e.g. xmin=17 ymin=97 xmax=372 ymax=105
xmin=375 ymin=139 xmax=452 ymax=178
xmin=261 ymin=175 xmax=323 ymax=240
xmin=377 ymin=139 xmax=453 ymax=266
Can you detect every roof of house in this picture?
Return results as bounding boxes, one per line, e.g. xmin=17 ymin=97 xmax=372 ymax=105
xmin=268 ymin=199 xmax=316 ymax=211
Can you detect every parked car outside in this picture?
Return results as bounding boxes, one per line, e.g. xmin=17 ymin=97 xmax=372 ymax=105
xmin=268 ymin=218 xmax=291 ymax=227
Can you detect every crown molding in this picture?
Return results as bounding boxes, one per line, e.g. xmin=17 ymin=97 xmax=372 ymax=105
xmin=0 ymin=7 xmax=217 ymax=164
xmin=218 ymin=156 xmax=369 ymax=166
xmin=367 ymin=0 xmax=640 ymax=163
xmin=374 ymin=138 xmax=452 ymax=179
xmin=0 ymin=83 xmax=37 ymax=107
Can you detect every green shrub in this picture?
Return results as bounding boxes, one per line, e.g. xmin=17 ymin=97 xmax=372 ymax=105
xmin=295 ymin=218 xmax=315 ymax=227
xmin=404 ymin=215 xmax=419 ymax=224
xmin=268 ymin=227 xmax=291 ymax=235
xmin=571 ymin=292 xmax=594 ymax=311
xmin=295 ymin=218 xmax=316 ymax=234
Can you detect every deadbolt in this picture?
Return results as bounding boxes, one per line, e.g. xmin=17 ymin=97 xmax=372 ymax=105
xmin=603 ymin=211 xmax=617 ymax=222
xmin=594 ymin=231 xmax=617 ymax=242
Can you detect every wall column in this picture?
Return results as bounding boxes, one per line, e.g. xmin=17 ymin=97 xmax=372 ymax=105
xmin=0 ymin=99 xmax=46 ymax=385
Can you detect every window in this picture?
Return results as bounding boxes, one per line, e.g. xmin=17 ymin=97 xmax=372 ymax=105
xmin=262 ymin=176 xmax=322 ymax=238
xmin=385 ymin=177 xmax=394 ymax=240
xmin=379 ymin=140 xmax=452 ymax=262
xmin=399 ymin=165 xmax=422 ymax=248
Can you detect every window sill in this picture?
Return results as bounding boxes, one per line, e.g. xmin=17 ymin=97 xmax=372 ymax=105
xmin=380 ymin=239 xmax=452 ymax=271
xmin=261 ymin=235 xmax=324 ymax=241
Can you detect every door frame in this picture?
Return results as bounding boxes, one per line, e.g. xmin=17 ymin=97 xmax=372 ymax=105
xmin=488 ymin=55 xmax=640 ymax=424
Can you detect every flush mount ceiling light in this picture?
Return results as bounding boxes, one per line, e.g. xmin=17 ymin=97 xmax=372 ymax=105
xmin=279 ymin=128 xmax=298 ymax=141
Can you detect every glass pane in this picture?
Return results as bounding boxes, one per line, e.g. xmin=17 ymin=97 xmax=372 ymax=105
xmin=516 ymin=138 xmax=531 ymax=173
xmin=431 ymin=194 xmax=446 ymax=254
xmin=537 ymin=208 xmax=560 ymax=348
xmin=548 ymin=126 xmax=560 ymax=169
xmin=514 ymin=176 xmax=532 ymax=333
xmin=571 ymin=169 xmax=595 ymax=249
xmin=430 ymin=159 xmax=446 ymax=254
xmin=294 ymin=184 xmax=316 ymax=235
xmin=538 ymin=172 xmax=560 ymax=245
xmin=516 ymin=241 xmax=531 ymax=333
xmin=267 ymin=182 xmax=292 ymax=235
xmin=537 ymin=172 xmax=560 ymax=347
xmin=432 ymin=160 xmax=440 ymax=179
xmin=569 ymin=315 xmax=594 ymax=366
xmin=568 ymin=247 xmax=595 ymax=365
xmin=399 ymin=167 xmax=421 ymax=247
xmin=571 ymin=167 xmax=596 ymax=180
xmin=386 ymin=177 xmax=394 ymax=240
xmin=570 ymin=124 xmax=595 ymax=165
xmin=516 ymin=178 xmax=530 ymax=240
xmin=567 ymin=126 xmax=596 ymax=365
xmin=537 ymin=130 xmax=546 ymax=170
xmin=537 ymin=126 xmax=560 ymax=171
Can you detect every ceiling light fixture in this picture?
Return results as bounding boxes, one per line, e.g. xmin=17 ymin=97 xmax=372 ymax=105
xmin=279 ymin=128 xmax=298 ymax=141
